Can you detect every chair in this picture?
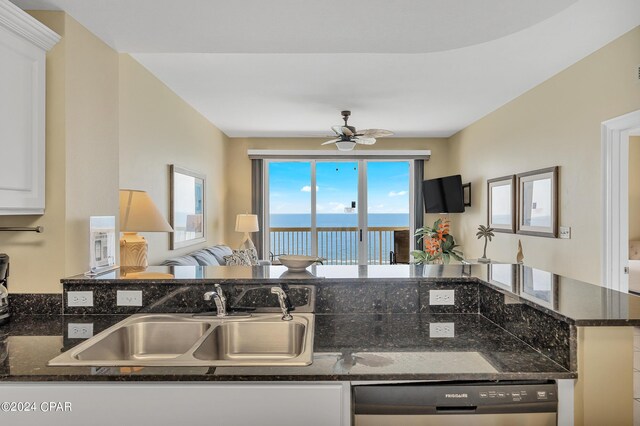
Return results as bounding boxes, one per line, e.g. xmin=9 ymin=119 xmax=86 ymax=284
xmin=389 ymin=229 xmax=410 ymax=264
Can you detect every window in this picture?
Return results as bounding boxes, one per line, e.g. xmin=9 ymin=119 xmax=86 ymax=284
xmin=266 ymin=159 xmax=413 ymax=265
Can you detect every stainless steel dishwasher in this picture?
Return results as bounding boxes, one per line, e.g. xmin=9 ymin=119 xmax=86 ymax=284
xmin=354 ymin=381 xmax=557 ymax=425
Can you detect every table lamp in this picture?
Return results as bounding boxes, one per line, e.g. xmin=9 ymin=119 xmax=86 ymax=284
xmin=119 ymin=189 xmax=173 ymax=266
xmin=235 ymin=214 xmax=259 ymax=250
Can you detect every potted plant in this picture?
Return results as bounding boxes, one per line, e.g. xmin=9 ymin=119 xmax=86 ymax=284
xmin=411 ymin=218 xmax=463 ymax=264
xmin=476 ymin=225 xmax=495 ymax=263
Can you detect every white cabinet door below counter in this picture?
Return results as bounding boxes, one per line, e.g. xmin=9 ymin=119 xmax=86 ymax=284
xmin=0 ymin=382 xmax=351 ymax=426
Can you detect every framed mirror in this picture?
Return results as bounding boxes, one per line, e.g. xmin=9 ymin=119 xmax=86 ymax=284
xmin=516 ymin=167 xmax=558 ymax=238
xmin=170 ymin=165 xmax=206 ymax=249
xmin=487 ymin=175 xmax=515 ymax=233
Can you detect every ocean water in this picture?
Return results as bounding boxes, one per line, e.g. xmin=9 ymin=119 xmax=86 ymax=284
xmin=269 ymin=213 xmax=409 ymax=228
xmin=269 ymin=213 xmax=410 ymax=264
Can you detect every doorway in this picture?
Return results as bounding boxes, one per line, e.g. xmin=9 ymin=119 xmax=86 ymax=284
xmin=601 ymin=109 xmax=640 ymax=292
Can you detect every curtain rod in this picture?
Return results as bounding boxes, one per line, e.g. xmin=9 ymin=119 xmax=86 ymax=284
xmin=248 ymin=149 xmax=431 ymax=160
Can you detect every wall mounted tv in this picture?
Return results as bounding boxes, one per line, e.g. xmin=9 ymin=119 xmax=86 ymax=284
xmin=423 ymin=174 xmax=465 ymax=213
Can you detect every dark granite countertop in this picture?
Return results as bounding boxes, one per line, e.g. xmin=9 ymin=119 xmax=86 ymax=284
xmin=62 ymin=264 xmax=640 ymax=327
xmin=0 ymin=312 xmax=573 ymax=382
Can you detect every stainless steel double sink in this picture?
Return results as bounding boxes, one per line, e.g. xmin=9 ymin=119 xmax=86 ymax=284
xmin=49 ymin=313 xmax=314 ymax=367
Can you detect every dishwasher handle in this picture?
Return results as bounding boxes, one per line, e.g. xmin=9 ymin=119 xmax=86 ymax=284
xmin=436 ymin=406 xmax=478 ymax=414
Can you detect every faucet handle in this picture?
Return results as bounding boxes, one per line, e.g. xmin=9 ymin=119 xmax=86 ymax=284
xmin=214 ymin=284 xmax=226 ymax=304
xmin=271 ymin=286 xmax=293 ymax=321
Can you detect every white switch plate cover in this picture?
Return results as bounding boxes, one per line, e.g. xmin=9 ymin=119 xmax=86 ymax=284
xmin=430 ymin=322 xmax=455 ymax=338
xmin=559 ymin=226 xmax=571 ymax=239
xmin=68 ymin=323 xmax=94 ymax=339
xmin=429 ymin=289 xmax=455 ymax=305
xmin=67 ymin=291 xmax=93 ymax=307
xmin=117 ymin=290 xmax=143 ymax=306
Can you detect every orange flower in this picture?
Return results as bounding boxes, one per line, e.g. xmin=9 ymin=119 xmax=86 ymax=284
xmin=425 ymin=237 xmax=441 ymax=256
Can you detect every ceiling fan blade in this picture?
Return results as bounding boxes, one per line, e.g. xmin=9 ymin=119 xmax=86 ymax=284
xmin=321 ymin=138 xmax=341 ymax=145
xmin=355 ymin=129 xmax=393 ymax=138
xmin=331 ymin=125 xmax=344 ymax=136
xmin=354 ymin=137 xmax=377 ymax=145
xmin=341 ymin=126 xmax=354 ymax=137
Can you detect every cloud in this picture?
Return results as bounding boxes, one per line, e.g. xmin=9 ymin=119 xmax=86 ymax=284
xmin=329 ymin=202 xmax=346 ymax=213
xmin=388 ymin=190 xmax=408 ymax=197
xmin=300 ymin=185 xmax=319 ymax=192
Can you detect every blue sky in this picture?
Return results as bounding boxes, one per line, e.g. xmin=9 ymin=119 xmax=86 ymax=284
xmin=269 ymin=161 xmax=410 ymax=214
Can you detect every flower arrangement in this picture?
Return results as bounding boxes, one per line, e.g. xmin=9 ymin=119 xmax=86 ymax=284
xmin=411 ymin=218 xmax=463 ymax=264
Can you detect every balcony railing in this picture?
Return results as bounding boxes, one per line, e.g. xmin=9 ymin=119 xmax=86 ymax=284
xmin=269 ymin=226 xmax=409 ymax=265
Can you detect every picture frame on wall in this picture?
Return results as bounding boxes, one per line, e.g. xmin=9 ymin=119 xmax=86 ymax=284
xmin=170 ymin=165 xmax=206 ymax=249
xmin=487 ymin=175 xmax=516 ymax=233
xmin=516 ymin=166 xmax=558 ymax=238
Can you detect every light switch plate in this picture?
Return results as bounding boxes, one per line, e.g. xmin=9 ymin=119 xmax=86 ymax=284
xmin=117 ymin=290 xmax=143 ymax=307
xmin=559 ymin=226 xmax=571 ymax=239
xmin=429 ymin=289 xmax=455 ymax=305
xmin=68 ymin=323 xmax=93 ymax=339
xmin=429 ymin=322 xmax=455 ymax=338
xmin=67 ymin=291 xmax=93 ymax=307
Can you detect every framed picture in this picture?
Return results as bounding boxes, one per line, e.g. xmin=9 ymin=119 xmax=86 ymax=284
xmin=516 ymin=166 xmax=558 ymax=238
xmin=170 ymin=165 xmax=206 ymax=249
xmin=462 ymin=182 xmax=471 ymax=207
xmin=487 ymin=175 xmax=515 ymax=233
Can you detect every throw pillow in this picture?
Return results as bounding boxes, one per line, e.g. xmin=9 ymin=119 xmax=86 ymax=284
xmin=224 ymin=250 xmax=252 ymax=266
xmin=239 ymin=248 xmax=259 ymax=266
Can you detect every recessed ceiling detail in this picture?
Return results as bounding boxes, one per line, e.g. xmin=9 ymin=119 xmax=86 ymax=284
xmin=12 ymin=0 xmax=579 ymax=53
xmin=11 ymin=0 xmax=640 ymax=137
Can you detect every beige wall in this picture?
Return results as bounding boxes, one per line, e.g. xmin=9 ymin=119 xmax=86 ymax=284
xmin=449 ymin=26 xmax=640 ymax=284
xmin=630 ymin=136 xmax=640 ymax=242
xmin=1 ymin=12 xmax=227 ymax=292
xmin=63 ymin=16 xmax=120 ymax=276
xmin=119 ymin=54 xmax=228 ymax=265
xmin=224 ymin=137 xmax=451 ymax=247
xmin=0 ymin=12 xmax=120 ymax=293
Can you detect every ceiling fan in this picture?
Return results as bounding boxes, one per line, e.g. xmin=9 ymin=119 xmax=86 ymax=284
xmin=322 ymin=110 xmax=393 ymax=151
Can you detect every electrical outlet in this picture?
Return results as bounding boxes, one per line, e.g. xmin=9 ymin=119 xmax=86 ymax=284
xmin=67 ymin=323 xmax=93 ymax=339
xmin=429 ymin=322 xmax=455 ymax=338
xmin=559 ymin=226 xmax=571 ymax=239
xmin=67 ymin=291 xmax=93 ymax=307
xmin=429 ymin=289 xmax=455 ymax=305
xmin=117 ymin=290 xmax=143 ymax=307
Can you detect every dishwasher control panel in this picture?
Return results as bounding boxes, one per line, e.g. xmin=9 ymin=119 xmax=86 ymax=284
xmin=354 ymin=381 xmax=558 ymax=415
xmin=435 ymin=383 xmax=557 ymax=406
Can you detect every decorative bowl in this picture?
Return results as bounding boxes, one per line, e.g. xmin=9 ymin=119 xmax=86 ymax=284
xmin=278 ymin=255 xmax=323 ymax=272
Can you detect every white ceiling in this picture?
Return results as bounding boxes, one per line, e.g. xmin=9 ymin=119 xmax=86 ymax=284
xmin=12 ymin=0 xmax=640 ymax=137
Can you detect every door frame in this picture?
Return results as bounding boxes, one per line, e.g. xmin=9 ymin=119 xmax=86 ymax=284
xmin=262 ymin=157 xmax=417 ymax=265
xmin=601 ymin=109 xmax=640 ymax=292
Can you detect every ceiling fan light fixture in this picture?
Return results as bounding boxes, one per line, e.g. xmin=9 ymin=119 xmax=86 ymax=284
xmin=335 ymin=140 xmax=356 ymax=151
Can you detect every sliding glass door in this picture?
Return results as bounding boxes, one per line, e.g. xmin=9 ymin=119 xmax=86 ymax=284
xmin=316 ymin=161 xmax=360 ymax=264
xmin=266 ymin=159 xmax=412 ymax=265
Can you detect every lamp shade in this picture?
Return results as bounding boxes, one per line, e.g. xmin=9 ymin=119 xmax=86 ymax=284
xmin=235 ymin=214 xmax=259 ymax=233
xmin=119 ymin=189 xmax=173 ymax=232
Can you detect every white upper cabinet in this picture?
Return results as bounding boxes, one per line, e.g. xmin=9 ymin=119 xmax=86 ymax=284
xmin=0 ymin=1 xmax=59 ymax=215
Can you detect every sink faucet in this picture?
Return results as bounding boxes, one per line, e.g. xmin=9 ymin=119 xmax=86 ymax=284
xmin=271 ymin=286 xmax=293 ymax=321
xmin=204 ymin=284 xmax=227 ymax=317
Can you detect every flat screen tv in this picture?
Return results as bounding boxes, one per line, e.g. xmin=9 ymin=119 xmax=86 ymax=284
xmin=423 ymin=175 xmax=465 ymax=213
